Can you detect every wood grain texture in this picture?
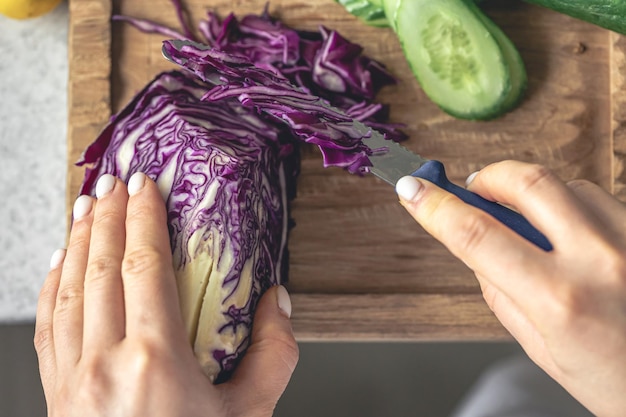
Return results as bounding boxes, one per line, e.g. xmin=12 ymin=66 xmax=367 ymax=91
xmin=67 ymin=0 xmax=625 ymax=340
xmin=612 ymin=32 xmax=626 ymax=200
xmin=67 ymin=0 xmax=112 ymax=230
xmin=292 ymin=293 xmax=511 ymax=341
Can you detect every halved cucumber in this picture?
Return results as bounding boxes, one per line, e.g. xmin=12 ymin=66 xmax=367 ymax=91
xmin=338 ymin=0 xmax=527 ymax=119
xmin=393 ymin=0 xmax=518 ymax=119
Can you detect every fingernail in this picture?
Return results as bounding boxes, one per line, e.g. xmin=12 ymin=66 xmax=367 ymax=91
xmin=127 ymin=172 xmax=146 ymax=196
xmin=276 ymin=285 xmax=292 ymax=318
xmin=73 ymin=195 xmax=93 ymax=220
xmin=95 ymin=174 xmax=116 ymax=198
xmin=465 ymin=171 xmax=479 ymax=187
xmin=396 ymin=176 xmax=423 ymax=201
xmin=49 ymin=249 xmax=66 ymax=270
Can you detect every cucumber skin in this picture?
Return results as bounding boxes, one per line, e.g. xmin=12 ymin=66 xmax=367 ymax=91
xmin=336 ymin=0 xmax=390 ymax=27
xmin=465 ymin=0 xmax=528 ymax=119
xmin=523 ymin=0 xmax=626 ymax=35
xmin=338 ymin=0 xmax=487 ymax=28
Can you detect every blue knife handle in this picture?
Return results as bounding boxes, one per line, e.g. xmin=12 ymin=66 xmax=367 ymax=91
xmin=411 ymin=160 xmax=553 ymax=251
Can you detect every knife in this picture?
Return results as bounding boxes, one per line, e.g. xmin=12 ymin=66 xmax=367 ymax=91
xmin=360 ymin=126 xmax=553 ymax=251
xmin=162 ymin=40 xmax=553 ymax=252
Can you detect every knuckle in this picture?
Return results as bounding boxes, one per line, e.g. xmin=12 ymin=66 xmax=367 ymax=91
xmin=479 ymin=281 xmax=499 ymax=311
xmin=263 ymin=333 xmax=300 ymax=373
xmin=77 ymin=355 xmax=111 ymax=405
xmin=126 ymin=200 xmax=154 ymax=221
xmin=598 ymin=246 xmax=626 ymax=289
xmin=452 ymin=213 xmax=492 ymax=256
xmin=122 ymin=247 xmax=166 ymax=277
xmin=546 ymin=283 xmax=587 ymax=328
xmin=517 ymin=164 xmax=556 ymax=193
xmin=33 ymin=326 xmax=54 ymax=354
xmin=85 ymin=256 xmax=120 ymax=286
xmin=278 ymin=337 xmax=300 ymax=372
xmin=422 ymin=192 xmax=456 ymax=220
xmin=545 ymin=247 xmax=626 ymax=329
xmin=92 ymin=209 xmax=122 ymax=229
xmin=123 ymin=339 xmax=166 ymax=379
xmin=566 ymin=178 xmax=593 ymax=191
xmin=67 ymin=233 xmax=90 ymax=254
xmin=38 ymin=277 xmax=59 ymax=304
xmin=55 ymin=283 xmax=83 ymax=313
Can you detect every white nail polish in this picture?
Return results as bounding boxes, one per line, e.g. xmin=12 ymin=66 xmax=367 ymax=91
xmin=49 ymin=249 xmax=66 ymax=270
xmin=395 ymin=176 xmax=423 ymax=201
xmin=73 ymin=195 xmax=93 ymax=220
xmin=465 ymin=171 xmax=479 ymax=187
xmin=95 ymin=174 xmax=116 ymax=198
xmin=128 ymin=172 xmax=146 ymax=196
xmin=276 ymin=285 xmax=292 ymax=318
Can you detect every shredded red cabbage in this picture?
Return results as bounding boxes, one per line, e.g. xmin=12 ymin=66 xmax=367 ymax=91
xmin=162 ymin=41 xmax=377 ymax=173
xmin=114 ymin=7 xmax=406 ymax=147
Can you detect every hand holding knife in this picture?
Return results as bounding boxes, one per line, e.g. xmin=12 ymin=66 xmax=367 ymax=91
xmin=363 ymin=129 xmax=553 ymax=251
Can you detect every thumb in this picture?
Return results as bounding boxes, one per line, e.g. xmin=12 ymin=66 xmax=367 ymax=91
xmin=394 ymin=174 xmax=508 ymax=261
xmin=395 ymin=174 xmax=461 ymax=234
xmin=225 ymin=285 xmax=299 ymax=415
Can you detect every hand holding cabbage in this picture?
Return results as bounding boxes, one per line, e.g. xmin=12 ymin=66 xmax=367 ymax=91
xmin=35 ymin=173 xmax=298 ymax=417
xmin=77 ymin=8 xmax=402 ymax=383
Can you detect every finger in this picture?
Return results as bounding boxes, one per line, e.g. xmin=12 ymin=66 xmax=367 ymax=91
xmin=122 ymin=173 xmax=182 ymax=337
xmin=465 ymin=161 xmax=599 ymax=247
xmin=567 ymin=179 xmax=626 ymax=241
xmin=224 ymin=286 xmax=298 ymax=415
xmin=82 ymin=175 xmax=128 ymax=351
xmin=396 ymin=175 xmax=552 ymax=304
xmin=34 ymin=249 xmax=66 ymax=397
xmin=53 ymin=195 xmax=94 ymax=370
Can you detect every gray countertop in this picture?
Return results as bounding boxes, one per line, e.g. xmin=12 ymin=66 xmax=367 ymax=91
xmin=0 ymin=2 xmax=69 ymax=322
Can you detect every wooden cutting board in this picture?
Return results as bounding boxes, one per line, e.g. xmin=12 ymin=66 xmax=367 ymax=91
xmin=67 ymin=0 xmax=626 ymax=341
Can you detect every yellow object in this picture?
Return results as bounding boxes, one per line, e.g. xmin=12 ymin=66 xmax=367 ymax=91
xmin=0 ymin=0 xmax=63 ymax=20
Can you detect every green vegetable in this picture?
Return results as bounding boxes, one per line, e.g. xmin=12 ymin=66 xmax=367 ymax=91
xmin=523 ymin=0 xmax=626 ymax=35
xmin=342 ymin=0 xmax=626 ymax=36
xmin=384 ymin=0 xmax=527 ymax=120
xmin=336 ymin=0 xmax=388 ymax=27
xmin=336 ymin=0 xmax=487 ymax=28
xmin=337 ymin=0 xmax=526 ymax=119
xmin=381 ymin=0 xmax=399 ymax=31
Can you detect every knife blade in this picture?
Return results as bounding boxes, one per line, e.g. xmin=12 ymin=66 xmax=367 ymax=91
xmin=162 ymin=39 xmax=552 ymax=252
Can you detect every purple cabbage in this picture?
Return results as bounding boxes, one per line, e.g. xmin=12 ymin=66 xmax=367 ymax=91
xmin=81 ymin=6 xmax=404 ymax=383
xmin=78 ymin=72 xmax=297 ymax=383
